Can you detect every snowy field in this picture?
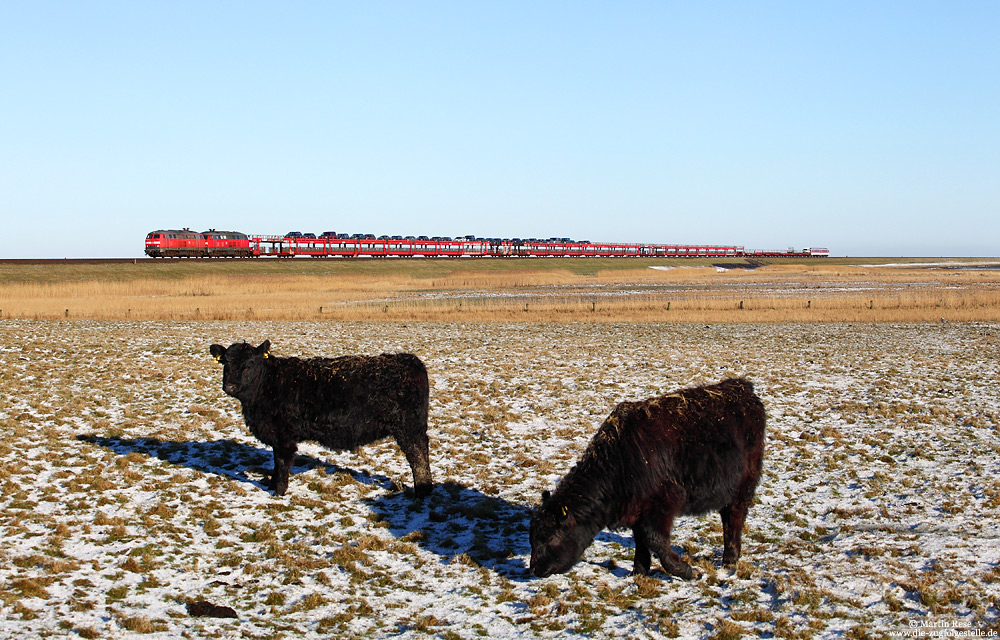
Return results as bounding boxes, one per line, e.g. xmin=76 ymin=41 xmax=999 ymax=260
xmin=1 ymin=320 xmax=998 ymax=639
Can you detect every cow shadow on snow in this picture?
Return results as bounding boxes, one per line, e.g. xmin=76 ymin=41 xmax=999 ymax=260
xmin=77 ymin=435 xmax=639 ymax=581
xmin=77 ymin=435 xmax=397 ymax=495
xmin=365 ymin=481 xmax=535 ymax=581
xmin=365 ymin=483 xmax=639 ymax=582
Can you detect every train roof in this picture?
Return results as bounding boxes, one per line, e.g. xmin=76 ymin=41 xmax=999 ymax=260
xmin=146 ymin=229 xmax=203 ymax=237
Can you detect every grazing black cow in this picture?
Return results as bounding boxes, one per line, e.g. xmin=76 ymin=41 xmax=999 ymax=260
xmin=209 ymin=340 xmax=433 ymax=497
xmin=529 ymin=377 xmax=765 ymax=579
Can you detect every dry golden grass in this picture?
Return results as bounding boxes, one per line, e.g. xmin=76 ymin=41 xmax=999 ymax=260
xmin=2 ymin=258 xmax=999 ymax=322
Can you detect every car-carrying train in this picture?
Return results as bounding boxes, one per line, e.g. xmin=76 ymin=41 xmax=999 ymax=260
xmin=145 ymin=229 xmax=829 ymax=259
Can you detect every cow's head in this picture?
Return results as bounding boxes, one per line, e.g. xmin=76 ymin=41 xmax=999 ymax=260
xmin=209 ymin=340 xmax=271 ymax=400
xmin=529 ymin=490 xmax=592 ymax=577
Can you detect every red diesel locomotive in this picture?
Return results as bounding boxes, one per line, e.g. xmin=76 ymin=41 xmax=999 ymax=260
xmin=145 ymin=230 xmax=251 ymax=258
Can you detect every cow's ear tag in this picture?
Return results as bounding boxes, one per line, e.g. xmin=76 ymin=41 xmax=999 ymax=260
xmin=263 ymin=351 xmax=270 ymax=359
xmin=214 ymin=355 xmax=222 ymax=364
xmin=561 ymin=506 xmax=568 ymax=517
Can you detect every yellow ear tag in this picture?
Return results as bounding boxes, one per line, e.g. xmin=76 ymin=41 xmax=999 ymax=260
xmin=214 ymin=355 xmax=222 ymax=363
xmin=263 ymin=352 xmax=269 ymax=359
xmin=561 ymin=506 xmax=568 ymax=517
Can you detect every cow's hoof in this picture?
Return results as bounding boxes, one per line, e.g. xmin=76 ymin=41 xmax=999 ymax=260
xmin=413 ymin=482 xmax=433 ymax=498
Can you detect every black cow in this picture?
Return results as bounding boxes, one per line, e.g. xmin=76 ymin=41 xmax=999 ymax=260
xmin=529 ymin=377 xmax=765 ymax=579
xmin=209 ymin=340 xmax=433 ymax=497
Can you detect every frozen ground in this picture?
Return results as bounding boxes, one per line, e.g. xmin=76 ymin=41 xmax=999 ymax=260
xmin=0 ymin=320 xmax=998 ymax=639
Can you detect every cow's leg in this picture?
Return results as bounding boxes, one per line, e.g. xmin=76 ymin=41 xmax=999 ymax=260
xmin=632 ymin=527 xmax=652 ymax=576
xmin=270 ymin=442 xmax=297 ymax=496
xmin=397 ymin=430 xmax=433 ymax=497
xmin=720 ymin=504 xmax=745 ymax=566
xmin=640 ymin=506 xmax=695 ymax=580
xmin=720 ymin=481 xmax=756 ymax=565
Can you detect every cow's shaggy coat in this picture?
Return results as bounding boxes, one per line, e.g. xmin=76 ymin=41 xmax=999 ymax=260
xmin=529 ymin=377 xmax=765 ymax=579
xmin=210 ymin=340 xmax=432 ymax=497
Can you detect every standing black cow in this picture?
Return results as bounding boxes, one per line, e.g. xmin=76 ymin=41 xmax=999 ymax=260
xmin=529 ymin=377 xmax=765 ymax=579
xmin=209 ymin=340 xmax=433 ymax=497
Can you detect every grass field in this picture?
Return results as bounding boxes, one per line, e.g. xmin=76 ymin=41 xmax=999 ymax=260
xmin=2 ymin=257 xmax=999 ymax=638
xmin=1 ymin=319 xmax=998 ymax=638
xmin=2 ymin=257 xmax=1000 ymax=322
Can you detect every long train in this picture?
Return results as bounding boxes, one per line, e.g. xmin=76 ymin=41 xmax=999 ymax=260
xmin=145 ymin=229 xmax=829 ymax=259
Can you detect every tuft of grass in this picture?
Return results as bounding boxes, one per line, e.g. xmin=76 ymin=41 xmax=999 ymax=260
xmin=12 ymin=602 xmax=39 ymax=620
xmin=9 ymin=578 xmax=52 ymax=600
xmin=118 ymin=615 xmax=166 ymax=634
xmin=288 ymin=592 xmax=327 ymax=613
xmin=105 ymin=585 xmax=129 ymax=603
xmin=711 ymin=618 xmax=746 ymax=640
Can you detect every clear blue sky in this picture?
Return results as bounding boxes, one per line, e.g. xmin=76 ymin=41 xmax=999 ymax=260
xmin=2 ymin=2 xmax=998 ymax=258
